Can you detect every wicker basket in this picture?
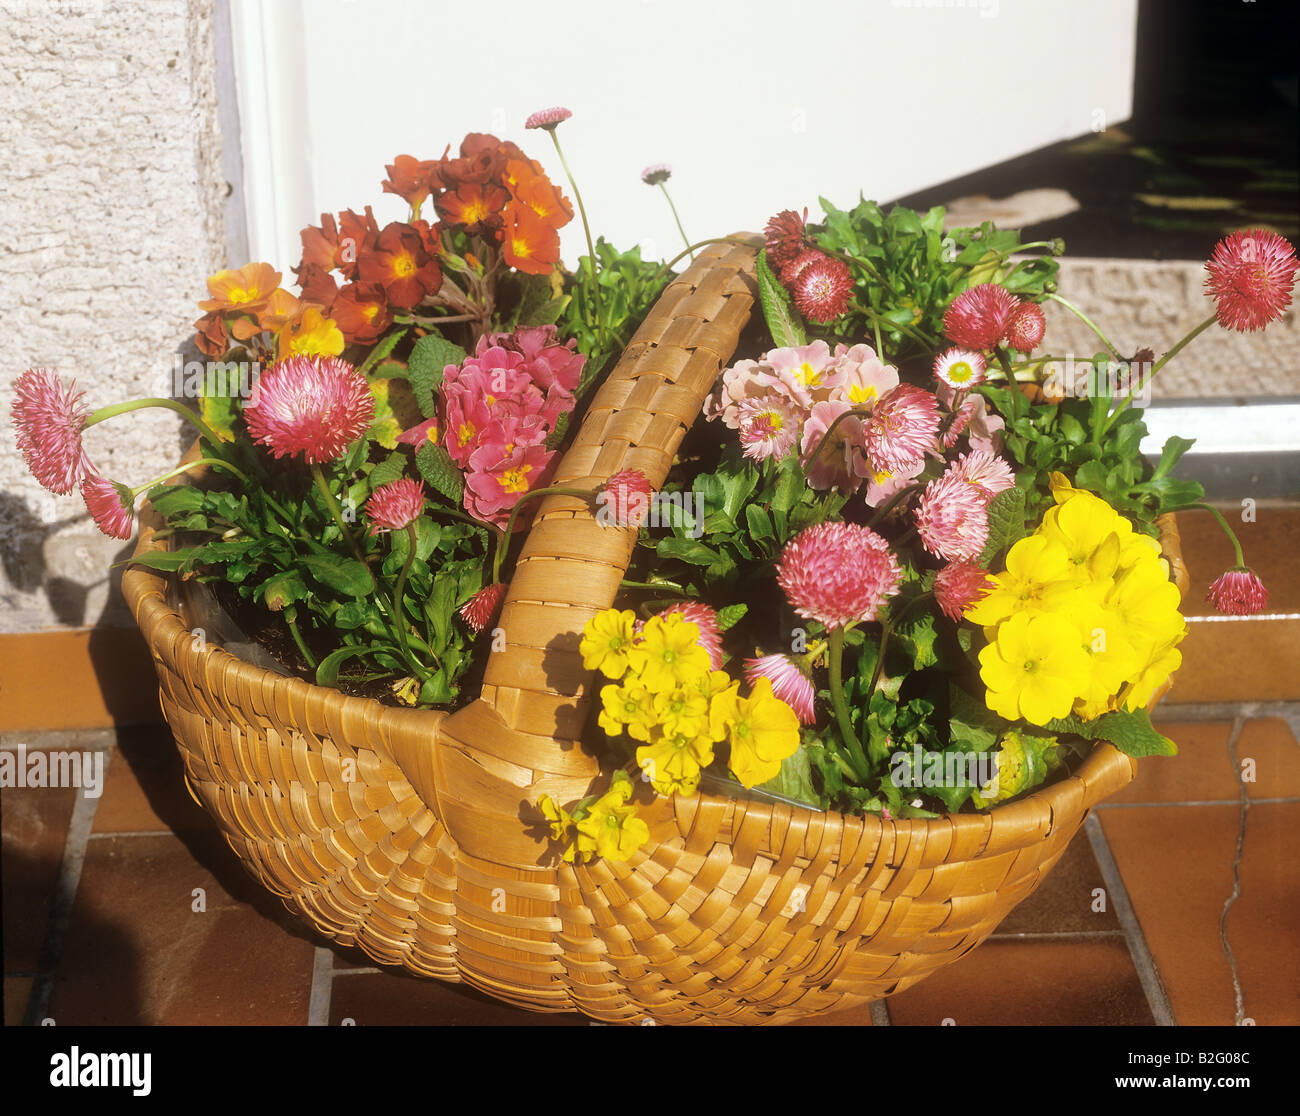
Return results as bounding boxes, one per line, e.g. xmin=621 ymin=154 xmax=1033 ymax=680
xmin=122 ymin=237 xmax=1189 ymax=1025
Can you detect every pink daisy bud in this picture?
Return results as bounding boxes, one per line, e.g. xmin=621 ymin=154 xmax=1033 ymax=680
xmin=737 ymin=395 xmax=800 ymax=462
xmin=1004 ymin=302 xmax=1047 ymax=353
xmin=80 ymin=474 xmax=135 ymax=540
xmin=1206 ymin=568 xmax=1270 ymax=615
xmin=943 ymin=284 xmax=1020 ymax=350
xmin=460 ymin=582 xmax=509 ymax=633
xmin=596 ymin=469 xmax=654 ymax=528
xmin=777 ymin=522 xmax=903 ymax=629
xmin=525 ymin=106 xmax=572 ymax=131
xmin=244 ymin=356 xmax=375 ymax=465
xmin=792 ymin=254 xmax=852 ymax=323
xmin=744 ymin=653 xmax=817 ymax=725
xmin=364 ymin=478 xmax=425 ymax=535
xmin=1204 ymin=228 xmax=1299 ymax=332
xmin=864 ymin=384 xmax=941 ymax=474
xmin=932 ymin=348 xmax=986 ymax=390
xmin=764 ymin=208 xmax=809 ymax=270
xmin=933 ymin=560 xmax=994 ymax=622
xmin=11 ymin=368 xmax=94 ymax=495
xmin=640 ymin=164 xmax=671 ymax=186
xmin=915 ymin=472 xmax=990 ymax=562
xmin=659 ymin=602 xmax=725 ymax=670
xmin=952 ymin=448 xmax=1016 ymax=503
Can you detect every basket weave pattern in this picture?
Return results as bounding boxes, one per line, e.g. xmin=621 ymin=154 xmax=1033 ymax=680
xmin=123 ymin=238 xmax=1188 ymax=1024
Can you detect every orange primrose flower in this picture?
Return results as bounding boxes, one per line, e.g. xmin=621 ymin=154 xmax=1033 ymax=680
xmin=505 ymin=160 xmax=573 ymax=227
xmin=357 ymin=222 xmax=443 ymax=309
xmin=331 ymin=281 xmax=392 ymax=345
xmin=501 ymin=202 xmax=562 ymax=275
xmin=198 ymin=262 xmax=281 ymax=313
xmin=435 ymin=181 xmax=510 ymax=236
xmin=382 ymin=154 xmax=442 ymax=210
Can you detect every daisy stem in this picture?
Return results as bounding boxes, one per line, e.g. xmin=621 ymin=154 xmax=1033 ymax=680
xmin=131 ymin=457 xmax=251 ymax=497
xmin=658 ymin=184 xmax=692 ymax=259
xmin=390 ymin=521 xmax=421 ymax=669
xmin=85 ymin=397 xmax=226 ymax=451
xmin=491 ymin=484 xmax=596 ymax=584
xmin=1189 ymin=502 xmax=1246 ymax=568
xmin=283 ymin=606 xmax=318 ymax=671
xmin=827 ymin=626 xmax=868 ymax=777
xmin=861 ymin=307 xmax=935 ymax=350
xmin=547 ymin=130 xmax=604 ymax=347
xmin=872 ymin=317 xmax=884 ymax=359
xmin=819 ymin=247 xmax=900 ymax=299
xmin=310 ymin=463 xmax=367 ymax=566
xmin=1045 ymin=294 xmax=1124 ymax=360
xmin=865 ymin=483 xmax=925 ymax=529
xmin=1100 ymin=313 xmax=1217 ymax=437
xmin=801 ymin=406 xmax=874 ymax=487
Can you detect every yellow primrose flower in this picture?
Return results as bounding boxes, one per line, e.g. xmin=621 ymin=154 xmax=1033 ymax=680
xmin=574 ymin=778 xmax=650 ymax=862
xmin=651 ymin=684 xmax=710 ymax=740
xmin=277 ymin=306 xmax=346 ymax=361
xmin=636 ymin=730 xmax=715 ymax=797
xmin=598 ymin=680 xmax=656 ymax=742
xmin=964 ymin=534 xmax=1085 ymax=627
xmin=625 ymin=614 xmax=711 ymax=693
xmin=1066 ymin=601 xmax=1144 ymax=714
xmin=1105 ymin=558 xmax=1186 ymax=647
xmin=979 ymin=611 xmax=1093 ymax=726
xmin=1119 ymin=639 xmax=1184 ymax=712
xmin=710 ymin=676 xmax=801 ymax=788
xmin=538 ymin=794 xmax=575 ymax=844
xmin=580 ymin=609 xmax=639 ymax=680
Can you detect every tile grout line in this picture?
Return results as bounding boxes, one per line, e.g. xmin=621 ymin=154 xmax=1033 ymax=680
xmin=1220 ymin=716 xmax=1250 ymax=1026
xmin=21 ymin=750 xmax=109 ymax=1026
xmin=307 ymin=947 xmax=334 ymax=1026
xmin=1084 ymin=813 xmax=1177 ymax=1027
xmin=1153 ymin=700 xmax=1300 ymax=738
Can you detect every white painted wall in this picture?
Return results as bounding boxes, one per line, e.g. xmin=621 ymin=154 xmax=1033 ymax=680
xmin=231 ymin=0 xmax=1138 ymax=272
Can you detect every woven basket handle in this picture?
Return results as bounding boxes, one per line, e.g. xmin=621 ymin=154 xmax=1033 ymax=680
xmin=422 ymin=236 xmax=762 ymax=864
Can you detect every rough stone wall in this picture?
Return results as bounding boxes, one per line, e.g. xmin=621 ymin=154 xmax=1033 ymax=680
xmin=0 ymin=0 xmax=227 ymax=633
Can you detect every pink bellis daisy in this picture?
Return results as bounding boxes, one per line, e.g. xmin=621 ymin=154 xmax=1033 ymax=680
xmin=764 ymin=208 xmax=809 ymax=270
xmin=659 ymin=601 xmax=725 ymax=670
xmin=641 ymin=164 xmax=671 ymax=186
xmin=81 ymin=474 xmax=135 ymax=540
xmin=11 ymin=368 xmax=94 ymax=494
xmin=744 ymin=653 xmax=816 ymax=725
xmin=943 ymin=284 xmax=1020 ymax=350
xmin=1206 ymin=568 xmax=1269 ymax=615
xmin=597 ymin=469 xmax=654 ymax=528
xmin=364 ymin=478 xmax=425 ymax=535
xmin=1004 ymin=302 xmax=1047 ymax=352
xmin=791 ymin=254 xmax=852 ymax=323
xmin=915 ymin=471 xmax=990 ymax=562
xmin=525 ymin=106 xmax=572 ymax=131
xmin=1204 ymin=229 xmax=1299 ymax=332
xmin=737 ymin=395 xmax=801 ymax=462
xmin=243 ymin=356 xmax=374 ymax=464
xmin=863 ymin=384 xmax=941 ymax=475
xmin=933 ymin=348 xmax=986 ymax=390
xmin=460 ymin=582 xmax=509 ymax=633
xmin=933 ymin=560 xmax=995 ymax=622
xmin=952 ymin=448 xmax=1016 ymax=502
xmin=777 ymin=522 xmax=903 ymax=629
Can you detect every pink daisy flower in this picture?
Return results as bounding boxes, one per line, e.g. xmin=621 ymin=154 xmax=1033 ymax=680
xmin=460 ymin=582 xmax=509 ymax=633
xmin=81 ymin=474 xmax=134 ymax=540
xmin=932 ymin=348 xmax=986 ymax=390
xmin=11 ymin=368 xmax=94 ymax=494
xmin=777 ymin=522 xmax=902 ymax=629
xmin=791 ymin=254 xmax=852 ymax=322
xmin=764 ymin=208 xmax=809 ymax=270
xmin=952 ymin=449 xmax=1016 ymax=502
xmin=364 ymin=478 xmax=425 ymax=535
xmin=659 ymin=602 xmax=725 ymax=670
xmin=744 ymin=653 xmax=817 ymax=725
xmin=863 ymin=384 xmax=941 ymax=475
xmin=640 ymin=164 xmax=671 ymax=186
xmin=524 ymin=106 xmax=572 ymax=131
xmin=779 ymin=248 xmax=829 ymax=288
xmin=933 ymin=560 xmax=994 ymax=622
xmin=1004 ymin=302 xmax=1047 ymax=352
xmin=737 ymin=395 xmax=801 ymax=462
xmin=243 ymin=356 xmax=374 ymax=464
xmin=597 ymin=469 xmax=654 ymax=527
xmin=943 ymin=284 xmax=1020 ymax=350
xmin=1206 ymin=568 xmax=1269 ymax=615
xmin=1204 ymin=229 xmax=1299 ymax=332
xmin=915 ymin=471 xmax=990 ymax=562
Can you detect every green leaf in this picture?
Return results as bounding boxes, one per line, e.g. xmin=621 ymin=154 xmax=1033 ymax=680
xmin=544 ymin=409 xmax=570 ymax=452
xmin=744 ymin=503 xmax=774 ymax=542
xmin=1150 ymin=435 xmax=1196 ymax=481
xmin=755 ymin=249 xmax=806 ymax=348
xmin=147 ymin=485 xmax=207 ymax=517
xmin=123 ymin=547 xmax=202 ymax=572
xmin=300 ymin=554 xmax=375 ymax=597
xmin=357 ymin=328 xmax=408 ymax=376
xmin=717 ymin=603 xmax=748 ymax=631
xmin=657 ymin=537 xmax=720 ymax=567
xmin=415 ymin=441 xmax=464 ymax=504
xmin=315 ymin=643 xmax=387 ymax=689
xmin=757 ymin=746 xmax=822 ymax=809
xmin=1045 ymin=707 xmax=1177 ymax=758
xmin=978 ymin=485 xmax=1028 ymax=565
xmin=407 ymin=334 xmax=466 ymax=418
xmin=368 ymin=450 xmax=408 ymax=490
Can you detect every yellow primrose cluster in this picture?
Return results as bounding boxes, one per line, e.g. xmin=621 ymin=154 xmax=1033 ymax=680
xmin=580 ymin=609 xmax=801 ymax=797
xmin=538 ymin=771 xmax=649 ymax=865
xmin=967 ymin=476 xmax=1186 ymax=726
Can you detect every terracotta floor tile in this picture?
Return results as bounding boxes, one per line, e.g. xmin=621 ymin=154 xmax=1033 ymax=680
xmin=1235 ymin=719 xmax=1300 ymax=800
xmin=92 ymin=725 xmax=212 ymax=835
xmin=789 ymin=1000 xmax=876 ymax=1026
xmin=328 ymin=969 xmax=588 ymax=1027
xmin=1166 ymin=616 xmax=1300 ymax=702
xmin=1229 ymin=802 xmax=1299 ymax=1025
xmin=886 ymin=938 xmax=1153 ymax=1026
xmin=994 ymin=828 xmax=1120 ymax=934
xmin=1097 ymin=804 xmax=1241 ymax=1024
xmin=2 ymin=783 xmax=79 ymax=975
xmin=1176 ymin=506 xmax=1300 ymax=616
xmin=5 ymin=976 xmax=34 ymax=1026
xmin=47 ymin=832 xmax=317 ymax=1025
xmin=1111 ymin=721 xmax=1238 ymax=803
